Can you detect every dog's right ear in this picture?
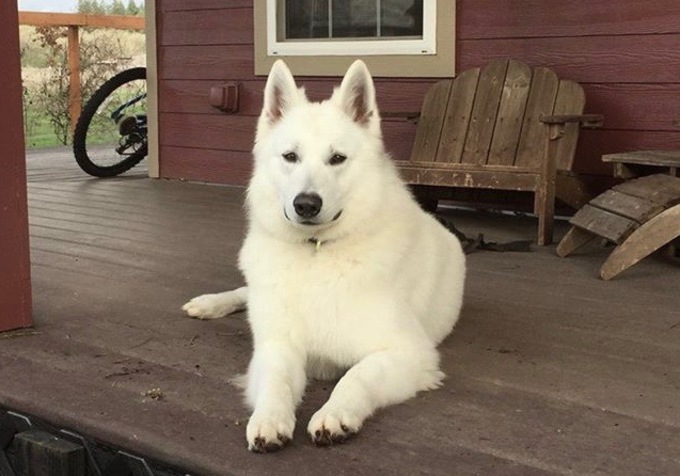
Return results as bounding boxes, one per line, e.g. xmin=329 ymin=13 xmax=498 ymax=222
xmin=262 ymin=60 xmax=299 ymax=125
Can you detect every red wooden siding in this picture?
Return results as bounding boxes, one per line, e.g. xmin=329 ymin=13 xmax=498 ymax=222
xmin=0 ymin=0 xmax=32 ymax=331
xmin=156 ymin=0 xmax=680 ymax=186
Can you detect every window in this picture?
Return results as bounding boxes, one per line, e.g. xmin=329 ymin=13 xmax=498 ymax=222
xmin=268 ymin=0 xmax=436 ymax=56
xmin=254 ymin=0 xmax=455 ymax=77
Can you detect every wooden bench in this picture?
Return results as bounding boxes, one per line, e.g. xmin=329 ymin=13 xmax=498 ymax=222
xmin=392 ymin=59 xmax=602 ymax=245
xmin=556 ymin=173 xmax=680 ymax=280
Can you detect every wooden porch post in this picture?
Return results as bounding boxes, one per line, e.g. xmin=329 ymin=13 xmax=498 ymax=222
xmin=0 ymin=0 xmax=33 ymax=331
xmin=67 ymin=25 xmax=81 ymax=133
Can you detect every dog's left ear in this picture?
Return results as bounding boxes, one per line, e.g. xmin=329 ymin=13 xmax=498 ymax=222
xmin=336 ymin=60 xmax=377 ymax=126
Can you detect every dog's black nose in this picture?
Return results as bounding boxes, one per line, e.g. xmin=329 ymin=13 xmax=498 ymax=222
xmin=293 ymin=193 xmax=322 ymax=218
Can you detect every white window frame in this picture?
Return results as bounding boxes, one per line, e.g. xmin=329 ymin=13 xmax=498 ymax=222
xmin=266 ymin=0 xmax=437 ymax=56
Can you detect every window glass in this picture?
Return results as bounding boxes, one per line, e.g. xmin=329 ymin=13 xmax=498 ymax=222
xmin=284 ymin=0 xmax=423 ymax=40
xmin=332 ymin=1 xmax=378 ymax=38
xmin=381 ymin=0 xmax=423 ymax=37
xmin=285 ymin=0 xmax=329 ymax=39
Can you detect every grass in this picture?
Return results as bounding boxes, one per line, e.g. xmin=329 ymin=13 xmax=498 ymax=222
xmin=20 ymin=26 xmax=146 ymax=149
xmin=24 ymin=110 xmax=66 ymax=149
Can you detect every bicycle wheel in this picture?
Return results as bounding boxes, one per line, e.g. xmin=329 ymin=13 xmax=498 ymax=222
xmin=73 ymin=67 xmax=148 ymax=177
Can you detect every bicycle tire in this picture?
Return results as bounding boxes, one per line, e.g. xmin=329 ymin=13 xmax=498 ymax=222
xmin=73 ymin=67 xmax=148 ymax=177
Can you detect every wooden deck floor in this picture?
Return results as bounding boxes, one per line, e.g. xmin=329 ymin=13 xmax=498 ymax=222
xmin=1 ymin=148 xmax=679 ymax=475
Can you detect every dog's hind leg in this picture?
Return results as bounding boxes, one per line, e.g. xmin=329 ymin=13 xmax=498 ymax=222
xmin=182 ymin=286 xmax=247 ymax=319
xmin=307 ymin=344 xmax=443 ymax=445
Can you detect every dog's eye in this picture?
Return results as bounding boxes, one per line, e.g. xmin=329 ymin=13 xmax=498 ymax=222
xmin=282 ymin=152 xmax=298 ymax=163
xmin=329 ymin=153 xmax=347 ymax=166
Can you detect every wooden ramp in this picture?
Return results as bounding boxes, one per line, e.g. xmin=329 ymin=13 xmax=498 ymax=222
xmin=557 ymin=174 xmax=680 ymax=279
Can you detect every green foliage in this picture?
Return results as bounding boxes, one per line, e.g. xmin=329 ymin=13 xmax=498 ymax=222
xmin=20 ymin=1 xmax=146 ymax=148
xmin=126 ymin=0 xmax=141 ymax=16
xmin=77 ymin=0 xmax=145 ymax=16
xmin=22 ymin=27 xmax=140 ymax=147
xmin=29 ymin=27 xmax=71 ymax=146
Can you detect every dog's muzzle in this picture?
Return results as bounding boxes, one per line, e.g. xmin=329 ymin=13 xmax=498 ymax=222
xmin=293 ymin=193 xmax=322 ymax=219
xmin=284 ymin=193 xmax=343 ymax=226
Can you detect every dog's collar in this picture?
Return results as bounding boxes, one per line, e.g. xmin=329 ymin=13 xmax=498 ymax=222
xmin=308 ymin=237 xmax=323 ymax=251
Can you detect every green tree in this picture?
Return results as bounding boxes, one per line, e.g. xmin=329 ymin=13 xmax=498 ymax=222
xmin=77 ymin=0 xmax=106 ymax=14
xmin=126 ymin=0 xmax=140 ymax=15
xmin=78 ymin=0 xmax=144 ymax=16
xmin=110 ymin=0 xmax=127 ymax=15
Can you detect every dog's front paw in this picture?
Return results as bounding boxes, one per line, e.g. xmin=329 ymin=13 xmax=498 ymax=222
xmin=246 ymin=412 xmax=295 ymax=453
xmin=182 ymin=293 xmax=232 ymax=319
xmin=307 ymin=408 xmax=361 ymax=446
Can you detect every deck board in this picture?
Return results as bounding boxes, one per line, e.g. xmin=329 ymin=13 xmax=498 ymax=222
xmin=1 ymin=148 xmax=679 ymax=475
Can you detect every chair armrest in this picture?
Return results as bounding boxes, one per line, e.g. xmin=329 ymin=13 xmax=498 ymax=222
xmin=381 ymin=111 xmax=421 ymax=124
xmin=539 ymin=114 xmax=604 ymax=129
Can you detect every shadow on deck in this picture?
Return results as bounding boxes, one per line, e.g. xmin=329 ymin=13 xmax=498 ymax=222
xmin=1 ymin=148 xmax=679 ymax=475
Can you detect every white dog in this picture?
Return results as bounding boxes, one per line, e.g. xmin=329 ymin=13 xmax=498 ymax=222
xmin=183 ymin=60 xmax=466 ymax=452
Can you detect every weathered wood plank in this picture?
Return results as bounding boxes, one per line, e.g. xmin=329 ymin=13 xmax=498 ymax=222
xmin=612 ymin=174 xmax=680 ymax=206
xmin=555 ymin=226 xmax=598 ymax=257
xmin=460 ymin=60 xmax=508 ymax=165
xmin=514 ymin=67 xmax=559 ymax=168
xmin=570 ymin=204 xmax=639 ymax=244
xmin=435 ymin=68 xmax=480 ymax=164
xmin=551 ymin=80 xmax=586 ymax=171
xmin=397 ymin=165 xmax=539 ymax=190
xmin=487 ymin=60 xmax=531 ymax=166
xmin=556 ymin=170 xmax=597 ymax=210
xmin=589 ymin=189 xmax=665 ymax=223
xmin=602 ymin=150 xmax=680 ymax=167
xmin=600 ymin=204 xmax=680 ymax=279
xmin=408 ymin=81 xmax=452 ymax=163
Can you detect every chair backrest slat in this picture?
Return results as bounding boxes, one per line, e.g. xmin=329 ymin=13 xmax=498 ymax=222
xmin=552 ymin=79 xmax=586 ymax=170
xmin=487 ymin=60 xmax=532 ymax=166
xmin=460 ymin=60 xmax=508 ymax=165
xmin=409 ymin=81 xmax=452 ymax=163
xmin=514 ymin=67 xmax=560 ymax=168
xmin=434 ymin=68 xmax=480 ymax=164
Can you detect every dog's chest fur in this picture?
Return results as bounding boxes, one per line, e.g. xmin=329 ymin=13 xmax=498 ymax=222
xmin=241 ymin=231 xmax=410 ymax=364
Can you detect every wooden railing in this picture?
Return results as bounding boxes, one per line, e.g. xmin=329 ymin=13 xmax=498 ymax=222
xmin=19 ymin=12 xmax=145 ymax=133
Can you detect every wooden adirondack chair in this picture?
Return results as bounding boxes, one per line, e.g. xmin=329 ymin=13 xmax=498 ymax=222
xmin=391 ymin=59 xmax=603 ymax=245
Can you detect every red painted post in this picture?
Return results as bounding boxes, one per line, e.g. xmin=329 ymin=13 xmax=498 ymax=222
xmin=0 ymin=0 xmax=33 ymax=331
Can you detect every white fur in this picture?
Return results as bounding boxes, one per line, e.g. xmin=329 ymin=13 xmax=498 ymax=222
xmin=183 ymin=60 xmax=466 ymax=452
